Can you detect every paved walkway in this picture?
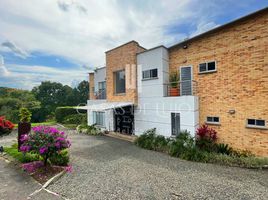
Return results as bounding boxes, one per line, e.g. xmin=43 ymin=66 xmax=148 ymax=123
xmin=47 ymin=130 xmax=268 ymax=200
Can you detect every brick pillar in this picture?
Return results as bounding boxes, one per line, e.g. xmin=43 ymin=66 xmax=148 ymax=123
xmin=89 ymin=73 xmax=95 ymax=100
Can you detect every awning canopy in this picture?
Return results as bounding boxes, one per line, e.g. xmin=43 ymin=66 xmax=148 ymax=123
xmin=75 ymin=102 xmax=134 ymax=111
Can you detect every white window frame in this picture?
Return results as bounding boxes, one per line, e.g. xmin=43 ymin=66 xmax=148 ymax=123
xmin=93 ymin=111 xmax=105 ymax=127
xmin=246 ymin=118 xmax=267 ymax=129
xmin=206 ymin=116 xmax=220 ymax=125
xmin=142 ymin=68 xmax=158 ymax=80
xmin=198 ymin=61 xmax=217 ymax=74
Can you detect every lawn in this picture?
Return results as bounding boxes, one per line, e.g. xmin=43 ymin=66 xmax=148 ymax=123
xmin=14 ymin=121 xmax=57 ymax=128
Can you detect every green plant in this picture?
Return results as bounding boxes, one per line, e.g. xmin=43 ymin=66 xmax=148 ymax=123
xmin=19 ymin=107 xmax=32 ymax=123
xmin=134 ymin=128 xmax=157 ymax=150
xmin=55 ymin=107 xmax=86 ymax=123
xmin=168 ymin=130 xmax=195 ymax=157
xmin=215 ymin=143 xmax=233 ymax=155
xmin=20 ymin=126 xmax=71 ymax=165
xmin=169 ymin=72 xmax=180 ymax=88
xmin=49 ymin=149 xmax=70 ymax=166
xmin=4 ymin=143 xmax=41 ymax=163
xmin=63 ymin=114 xmax=87 ymax=125
xmin=76 ymin=124 xmax=101 ymax=135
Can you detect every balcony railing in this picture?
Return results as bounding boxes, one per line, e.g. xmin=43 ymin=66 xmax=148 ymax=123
xmin=164 ymin=80 xmax=197 ymax=97
xmin=95 ymin=89 xmax=106 ymax=99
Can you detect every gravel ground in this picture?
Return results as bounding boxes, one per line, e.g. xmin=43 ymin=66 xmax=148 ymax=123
xmin=48 ymin=129 xmax=268 ymax=200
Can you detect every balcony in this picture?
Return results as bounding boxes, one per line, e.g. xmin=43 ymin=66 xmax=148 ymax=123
xmin=164 ymin=80 xmax=197 ymax=97
xmin=95 ymin=89 xmax=106 ymax=99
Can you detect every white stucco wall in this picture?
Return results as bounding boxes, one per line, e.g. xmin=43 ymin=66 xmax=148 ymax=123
xmin=135 ymin=46 xmax=199 ymax=137
xmin=94 ymin=67 xmax=106 ymax=92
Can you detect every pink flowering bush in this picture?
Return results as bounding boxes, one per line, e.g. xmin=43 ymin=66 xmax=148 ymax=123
xmin=20 ymin=126 xmax=71 ymax=165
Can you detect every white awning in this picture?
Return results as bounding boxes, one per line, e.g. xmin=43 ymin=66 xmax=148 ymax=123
xmin=75 ymin=102 xmax=134 ymax=111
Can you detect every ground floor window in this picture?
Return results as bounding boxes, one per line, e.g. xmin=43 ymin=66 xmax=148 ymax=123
xmin=93 ymin=112 xmax=105 ymax=127
xmin=171 ymin=113 xmax=180 ymax=136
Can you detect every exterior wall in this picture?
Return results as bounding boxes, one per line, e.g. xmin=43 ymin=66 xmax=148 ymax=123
xmin=87 ymin=100 xmax=114 ymax=131
xmin=89 ymin=73 xmax=95 ymax=100
xmin=94 ymin=67 xmax=106 ymax=93
xmin=135 ymin=46 xmax=198 ymax=137
xmin=169 ymin=11 xmax=268 ymax=156
xmin=134 ymin=96 xmax=199 ymax=137
xmin=106 ymin=41 xmax=145 ymax=103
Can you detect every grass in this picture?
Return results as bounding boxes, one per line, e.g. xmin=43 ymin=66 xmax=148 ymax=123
xmin=61 ymin=123 xmax=78 ymax=129
xmin=14 ymin=121 xmax=57 ymax=128
xmin=4 ymin=144 xmax=41 ymax=163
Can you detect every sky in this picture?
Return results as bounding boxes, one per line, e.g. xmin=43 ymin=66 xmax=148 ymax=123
xmin=0 ymin=0 xmax=267 ymax=90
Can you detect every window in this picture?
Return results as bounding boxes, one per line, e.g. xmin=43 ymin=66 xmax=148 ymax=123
xmin=199 ymin=61 xmax=216 ymax=73
xmin=247 ymin=119 xmax=266 ymax=128
xmin=114 ymin=70 xmax=126 ymax=94
xmin=93 ymin=112 xmax=105 ymax=127
xmin=206 ymin=116 xmax=220 ymax=124
xmin=97 ymin=81 xmax=106 ymax=99
xmin=142 ymin=68 xmax=158 ymax=80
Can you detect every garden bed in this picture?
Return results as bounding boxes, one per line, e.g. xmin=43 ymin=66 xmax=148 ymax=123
xmin=134 ymin=128 xmax=268 ymax=169
xmin=3 ymin=144 xmax=72 ymax=184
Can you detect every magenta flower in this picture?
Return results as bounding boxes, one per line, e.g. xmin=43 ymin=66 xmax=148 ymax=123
xmin=39 ymin=147 xmax=48 ymax=154
xmin=20 ymin=145 xmax=31 ymax=152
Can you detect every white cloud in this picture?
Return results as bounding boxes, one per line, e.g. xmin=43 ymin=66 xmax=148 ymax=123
xmin=1 ymin=40 xmax=29 ymax=58
xmin=0 ymin=63 xmax=87 ymax=90
xmin=0 ymin=55 xmax=10 ymax=76
xmin=190 ymin=21 xmax=219 ymax=37
xmin=0 ymin=0 xmax=219 ymax=67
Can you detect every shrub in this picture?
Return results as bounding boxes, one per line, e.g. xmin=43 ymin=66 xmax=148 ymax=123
xmin=55 ymin=107 xmax=86 ymax=123
xmin=196 ymin=124 xmax=217 ymax=152
xmin=134 ymin=128 xmax=157 ymax=150
xmin=63 ymin=114 xmax=87 ymax=125
xmin=4 ymin=143 xmax=40 ymax=163
xmin=49 ymin=149 xmax=70 ymax=166
xmin=20 ymin=126 xmax=71 ymax=165
xmin=19 ymin=107 xmax=32 ymax=123
xmin=76 ymin=124 xmax=101 ymax=135
xmin=215 ymin=143 xmax=233 ymax=155
xmin=168 ymin=130 xmax=195 ymax=157
xmin=0 ymin=116 xmax=15 ymax=136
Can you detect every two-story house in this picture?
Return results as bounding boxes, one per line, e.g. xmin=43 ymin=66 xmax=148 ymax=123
xmin=87 ymin=7 xmax=268 ymax=156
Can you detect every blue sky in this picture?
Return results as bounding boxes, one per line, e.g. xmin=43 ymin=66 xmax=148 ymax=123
xmin=0 ymin=0 xmax=267 ymax=90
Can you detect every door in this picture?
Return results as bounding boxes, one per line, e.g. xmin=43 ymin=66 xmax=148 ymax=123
xmin=171 ymin=113 xmax=180 ymax=136
xmin=114 ymin=106 xmax=134 ymax=134
xmin=180 ymin=66 xmax=192 ymax=95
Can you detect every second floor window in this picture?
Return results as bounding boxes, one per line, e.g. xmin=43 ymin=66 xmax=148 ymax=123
xmin=142 ymin=68 xmax=158 ymax=80
xmin=97 ymin=81 xmax=106 ymax=99
xmin=114 ymin=70 xmax=126 ymax=94
xmin=199 ymin=61 xmax=216 ymax=73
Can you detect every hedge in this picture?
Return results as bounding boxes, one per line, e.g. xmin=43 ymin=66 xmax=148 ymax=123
xmin=55 ymin=107 xmax=86 ymax=123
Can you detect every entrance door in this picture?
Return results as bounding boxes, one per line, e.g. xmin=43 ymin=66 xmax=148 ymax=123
xmin=171 ymin=113 xmax=180 ymax=136
xmin=180 ymin=66 xmax=192 ymax=95
xmin=114 ymin=106 xmax=134 ymax=134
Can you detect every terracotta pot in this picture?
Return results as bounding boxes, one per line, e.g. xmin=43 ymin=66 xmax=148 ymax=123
xmin=170 ymin=87 xmax=179 ymax=96
xmin=18 ymin=122 xmax=31 ymax=151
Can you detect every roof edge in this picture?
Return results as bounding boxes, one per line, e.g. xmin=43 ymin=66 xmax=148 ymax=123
xmin=105 ymin=40 xmax=146 ymax=53
xmin=137 ymin=45 xmax=167 ymax=55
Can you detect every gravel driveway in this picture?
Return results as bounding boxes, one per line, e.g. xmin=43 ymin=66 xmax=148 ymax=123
xmin=48 ymin=129 xmax=268 ymax=200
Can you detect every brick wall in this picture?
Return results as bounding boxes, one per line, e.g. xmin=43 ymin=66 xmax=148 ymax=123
xmin=89 ymin=73 xmax=95 ymax=100
xmin=106 ymin=41 xmax=145 ymax=103
xmin=169 ymin=11 xmax=268 ymax=156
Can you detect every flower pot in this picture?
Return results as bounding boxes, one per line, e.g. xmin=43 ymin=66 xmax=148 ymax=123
xmin=170 ymin=87 xmax=179 ymax=96
xmin=18 ymin=122 xmax=31 ymax=151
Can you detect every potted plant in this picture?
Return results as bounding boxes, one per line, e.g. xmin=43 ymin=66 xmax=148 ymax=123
xmin=169 ymin=72 xmax=180 ymax=96
xmin=18 ymin=107 xmax=32 ymax=151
